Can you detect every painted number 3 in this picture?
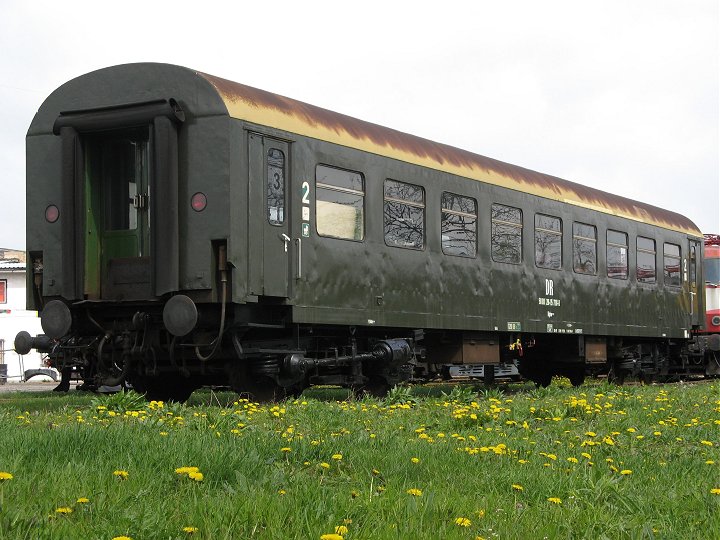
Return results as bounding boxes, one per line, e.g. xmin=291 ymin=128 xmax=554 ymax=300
xmin=301 ymin=181 xmax=310 ymax=204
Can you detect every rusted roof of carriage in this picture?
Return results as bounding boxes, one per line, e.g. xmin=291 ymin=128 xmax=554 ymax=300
xmin=200 ymin=71 xmax=700 ymax=237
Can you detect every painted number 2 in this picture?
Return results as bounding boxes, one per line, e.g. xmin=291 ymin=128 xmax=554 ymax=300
xmin=301 ymin=181 xmax=310 ymax=204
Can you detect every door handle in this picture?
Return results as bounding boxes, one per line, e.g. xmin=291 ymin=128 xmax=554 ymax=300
xmin=280 ymin=233 xmax=291 ymax=253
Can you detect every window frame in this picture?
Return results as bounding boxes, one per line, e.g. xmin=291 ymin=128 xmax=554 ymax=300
xmin=534 ymin=213 xmax=563 ymax=270
xmin=636 ymin=236 xmax=657 ymax=284
xmin=441 ymin=191 xmax=477 ymax=258
xmin=383 ymin=179 xmax=426 ymax=250
xmin=663 ymin=242 xmax=681 ymax=287
xmin=315 ymin=164 xmax=366 ymax=242
xmin=491 ymin=203 xmax=523 ymax=264
xmin=606 ymin=230 xmax=628 ymax=280
xmin=572 ymin=222 xmax=597 ymax=275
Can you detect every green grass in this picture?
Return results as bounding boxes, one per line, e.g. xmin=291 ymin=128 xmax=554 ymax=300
xmin=0 ymin=380 xmax=718 ymax=539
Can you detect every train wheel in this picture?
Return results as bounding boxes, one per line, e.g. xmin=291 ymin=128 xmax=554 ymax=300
xmin=534 ymin=373 xmax=552 ymax=388
xmin=130 ymin=374 xmax=198 ymax=403
xmin=352 ymin=376 xmax=391 ymax=399
xmin=569 ymin=367 xmax=585 ymax=387
xmin=607 ymin=364 xmax=626 ymax=386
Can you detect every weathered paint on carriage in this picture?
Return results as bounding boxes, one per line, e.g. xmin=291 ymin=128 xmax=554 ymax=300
xmin=200 ymin=72 xmax=701 ymax=237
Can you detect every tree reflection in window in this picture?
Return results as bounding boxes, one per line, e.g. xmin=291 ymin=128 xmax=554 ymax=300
xmin=267 ymin=148 xmax=285 ymax=225
xmin=535 ymin=214 xmax=562 ymax=269
xmin=637 ymin=236 xmax=656 ymax=283
xmin=663 ymin=243 xmax=681 ymax=286
xmin=491 ymin=204 xmax=522 ymax=264
xmin=607 ymin=230 xmax=628 ymax=279
xmin=384 ymin=180 xmax=425 ymax=249
xmin=441 ymin=192 xmax=476 ymax=257
xmin=572 ymin=222 xmax=596 ymax=275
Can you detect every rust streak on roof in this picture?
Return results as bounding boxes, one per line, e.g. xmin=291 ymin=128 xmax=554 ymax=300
xmin=200 ymin=71 xmax=700 ymax=236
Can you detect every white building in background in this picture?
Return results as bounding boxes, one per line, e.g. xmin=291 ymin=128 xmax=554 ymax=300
xmin=0 ymin=249 xmax=45 ymax=381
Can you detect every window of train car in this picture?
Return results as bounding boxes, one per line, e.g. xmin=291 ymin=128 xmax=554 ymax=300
xmin=315 ymin=165 xmax=365 ymax=241
xmin=491 ymin=204 xmax=522 ymax=264
xmin=572 ymin=222 xmax=597 ymax=275
xmin=267 ymin=148 xmax=285 ymax=225
xmin=384 ymin=180 xmax=425 ymax=249
xmin=534 ymin=214 xmax=562 ymax=269
xmin=637 ymin=236 xmax=657 ymax=283
xmin=663 ymin=243 xmax=681 ymax=286
xmin=607 ymin=230 xmax=628 ymax=279
xmin=441 ymin=192 xmax=477 ymax=257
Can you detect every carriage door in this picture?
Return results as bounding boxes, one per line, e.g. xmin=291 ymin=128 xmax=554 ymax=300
xmin=248 ymin=134 xmax=291 ymax=298
xmin=688 ymin=239 xmax=702 ymax=328
xmin=85 ymin=127 xmax=151 ymax=300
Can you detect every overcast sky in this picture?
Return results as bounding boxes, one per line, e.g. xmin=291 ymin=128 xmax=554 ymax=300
xmin=0 ymin=0 xmax=717 ymax=249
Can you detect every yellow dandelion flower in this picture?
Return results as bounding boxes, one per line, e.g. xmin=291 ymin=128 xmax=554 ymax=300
xmin=55 ymin=507 xmax=73 ymax=514
xmin=710 ymin=488 xmax=720 ymax=495
xmin=280 ymin=447 xmax=292 ymax=453
xmin=278 ymin=489 xmax=286 ymax=495
xmin=113 ymin=470 xmax=129 ymax=479
xmin=406 ymin=488 xmax=423 ymax=496
xmin=320 ymin=462 xmax=331 ymax=470
xmin=411 ymin=457 xmax=420 ymax=464
xmin=320 ymin=535 xmax=344 ymax=540
xmin=188 ymin=471 xmax=204 ymax=482
xmin=112 ymin=537 xmax=133 ymax=540
xmin=76 ymin=497 xmax=90 ymax=504
xmin=701 ymin=440 xmax=714 ymax=447
xmin=182 ymin=526 xmax=199 ymax=534
xmin=454 ymin=517 xmax=471 ymax=527
xmin=620 ymin=469 xmax=633 ymax=475
xmin=0 ymin=472 xmax=13 ymax=481
xmin=335 ymin=525 xmax=349 ymax=534
xmin=706 ymin=460 xmax=715 ymax=465
xmin=547 ymin=497 xmax=562 ymax=504
xmin=512 ymin=484 xmax=524 ymax=491
xmin=567 ymin=457 xmax=578 ymax=463
xmin=175 ymin=466 xmax=200 ymax=475
xmin=331 ymin=453 xmax=343 ymax=461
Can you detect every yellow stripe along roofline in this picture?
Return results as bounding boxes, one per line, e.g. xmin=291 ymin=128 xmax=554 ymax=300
xmin=199 ymin=72 xmax=701 ymax=237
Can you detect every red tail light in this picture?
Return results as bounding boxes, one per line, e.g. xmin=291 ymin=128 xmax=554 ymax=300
xmin=45 ymin=205 xmax=59 ymax=223
xmin=191 ymin=192 xmax=207 ymax=212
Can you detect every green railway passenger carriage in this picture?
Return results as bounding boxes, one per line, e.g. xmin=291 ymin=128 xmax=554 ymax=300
xmin=14 ymin=63 xmax=711 ymax=400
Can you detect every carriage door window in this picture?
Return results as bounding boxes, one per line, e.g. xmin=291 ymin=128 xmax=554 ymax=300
xmin=102 ymin=132 xmax=148 ymax=235
xmin=267 ymin=148 xmax=285 ymax=225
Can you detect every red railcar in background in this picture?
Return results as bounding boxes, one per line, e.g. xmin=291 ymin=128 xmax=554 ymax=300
xmin=698 ymin=234 xmax=720 ymax=372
